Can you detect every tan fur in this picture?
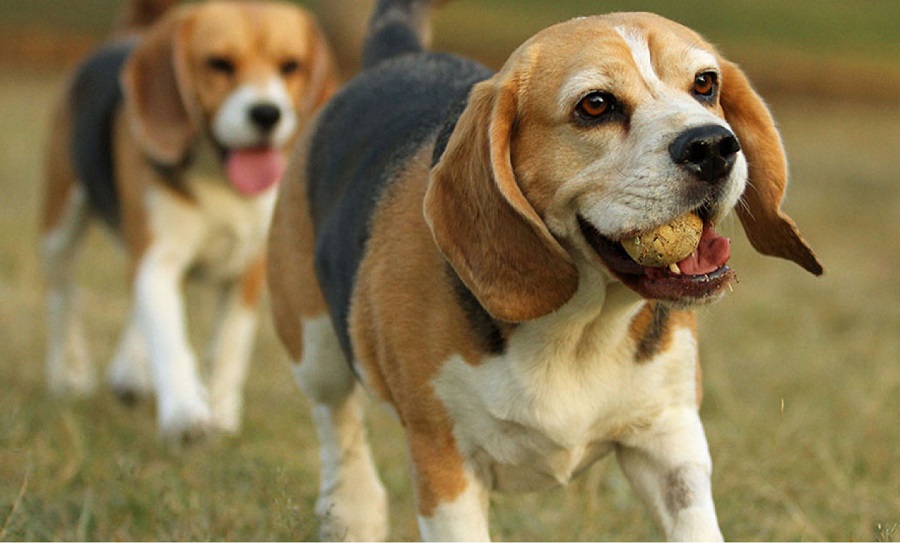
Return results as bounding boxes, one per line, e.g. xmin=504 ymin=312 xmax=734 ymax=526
xmin=269 ymin=11 xmax=822 ymax=540
xmin=720 ymin=59 xmax=822 ymax=275
xmin=42 ymin=0 xmax=339 ymax=440
xmin=267 ymin=123 xmax=330 ymax=361
xmin=349 ymin=146 xmax=493 ymax=514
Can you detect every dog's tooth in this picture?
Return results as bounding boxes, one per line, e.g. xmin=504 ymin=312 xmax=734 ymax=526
xmin=669 ymin=262 xmax=682 ymax=275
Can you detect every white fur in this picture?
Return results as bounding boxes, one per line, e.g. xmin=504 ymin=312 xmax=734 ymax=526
xmin=293 ymin=317 xmax=388 ymax=541
xmin=432 ymin=271 xmax=721 ymax=540
xmin=418 ymin=468 xmax=490 ymax=542
xmin=43 ymin=184 xmax=94 ymax=396
xmin=43 ymin=138 xmax=277 ymax=442
xmin=212 ymin=77 xmax=298 ymax=149
xmin=548 ymin=26 xmax=746 ymax=242
xmin=134 ymin=157 xmax=276 ymax=440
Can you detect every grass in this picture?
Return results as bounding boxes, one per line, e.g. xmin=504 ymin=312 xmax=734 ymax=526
xmin=1 ymin=4 xmax=900 ymax=541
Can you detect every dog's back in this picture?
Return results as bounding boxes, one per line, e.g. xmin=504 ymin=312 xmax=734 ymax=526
xmin=68 ymin=40 xmax=136 ymax=227
xmin=54 ymin=0 xmax=176 ymax=228
xmin=308 ymin=0 xmax=492 ymax=357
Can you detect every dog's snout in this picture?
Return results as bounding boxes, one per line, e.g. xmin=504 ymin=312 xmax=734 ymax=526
xmin=669 ymin=125 xmax=741 ymax=183
xmin=248 ymin=102 xmax=282 ymax=132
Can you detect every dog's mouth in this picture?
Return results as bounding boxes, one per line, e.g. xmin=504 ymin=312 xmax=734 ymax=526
xmin=577 ymin=213 xmax=736 ymax=303
xmin=225 ymin=147 xmax=286 ymax=196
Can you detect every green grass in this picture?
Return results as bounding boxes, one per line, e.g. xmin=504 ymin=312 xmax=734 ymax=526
xmin=2 ymin=8 xmax=900 ymax=541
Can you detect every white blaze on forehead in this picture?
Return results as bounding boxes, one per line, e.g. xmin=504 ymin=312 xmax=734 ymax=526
xmin=615 ymin=26 xmax=661 ymax=88
xmin=614 ymin=25 xmax=719 ymax=90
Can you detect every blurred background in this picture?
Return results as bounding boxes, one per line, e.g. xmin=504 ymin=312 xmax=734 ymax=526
xmin=1 ymin=1 xmax=898 ymax=541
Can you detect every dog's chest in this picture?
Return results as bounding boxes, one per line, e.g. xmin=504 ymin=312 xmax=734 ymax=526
xmin=188 ymin=177 xmax=275 ymax=277
xmin=432 ymin=309 xmax=698 ymax=492
xmin=146 ymin=147 xmax=276 ymax=280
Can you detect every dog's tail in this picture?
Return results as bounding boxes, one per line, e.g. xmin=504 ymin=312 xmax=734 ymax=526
xmin=114 ymin=0 xmax=180 ymax=33
xmin=361 ymin=0 xmax=450 ymax=70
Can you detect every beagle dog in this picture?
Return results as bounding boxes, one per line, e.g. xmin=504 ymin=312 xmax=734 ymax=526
xmin=267 ymin=0 xmax=822 ymax=540
xmin=41 ymin=0 xmax=337 ymax=442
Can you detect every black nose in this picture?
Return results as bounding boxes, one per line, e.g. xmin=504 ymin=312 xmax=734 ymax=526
xmin=669 ymin=125 xmax=741 ymax=183
xmin=248 ymin=103 xmax=282 ymax=132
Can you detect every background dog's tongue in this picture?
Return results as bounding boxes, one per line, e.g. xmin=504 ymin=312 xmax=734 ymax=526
xmin=226 ymin=149 xmax=285 ymax=196
xmin=677 ymin=226 xmax=731 ymax=275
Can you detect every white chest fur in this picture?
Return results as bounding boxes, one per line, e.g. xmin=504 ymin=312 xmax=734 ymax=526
xmin=432 ymin=283 xmax=700 ymax=492
xmin=144 ymin=143 xmax=276 ymax=281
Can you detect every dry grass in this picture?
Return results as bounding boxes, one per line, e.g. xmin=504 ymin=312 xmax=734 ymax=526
xmin=1 ymin=43 xmax=899 ymax=543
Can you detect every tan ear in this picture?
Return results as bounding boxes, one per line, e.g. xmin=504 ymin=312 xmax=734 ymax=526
xmin=719 ymin=59 xmax=823 ymax=275
xmin=302 ymin=15 xmax=341 ymax=116
xmin=424 ymin=78 xmax=579 ymax=322
xmin=120 ymin=8 xmax=198 ymax=165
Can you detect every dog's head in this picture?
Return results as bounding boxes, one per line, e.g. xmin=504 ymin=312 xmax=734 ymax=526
xmin=425 ymin=12 xmax=822 ymax=322
xmin=121 ymin=1 xmax=337 ymax=195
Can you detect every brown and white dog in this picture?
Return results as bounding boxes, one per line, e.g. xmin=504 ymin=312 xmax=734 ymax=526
xmin=41 ymin=0 xmax=337 ymax=442
xmin=268 ymin=0 xmax=822 ymax=540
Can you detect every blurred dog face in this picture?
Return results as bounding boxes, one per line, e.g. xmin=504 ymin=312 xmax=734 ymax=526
xmin=514 ymin=16 xmax=745 ymax=241
xmin=511 ymin=14 xmax=747 ymax=302
xmin=121 ymin=1 xmax=335 ymax=166
xmin=182 ymin=3 xmax=311 ymax=150
xmin=426 ymin=12 xmax=820 ymax=321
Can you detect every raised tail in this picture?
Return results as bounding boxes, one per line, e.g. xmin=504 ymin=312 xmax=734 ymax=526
xmin=361 ymin=0 xmax=448 ymax=70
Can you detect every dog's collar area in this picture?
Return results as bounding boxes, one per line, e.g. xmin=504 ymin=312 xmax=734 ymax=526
xmin=577 ymin=215 xmax=736 ymax=301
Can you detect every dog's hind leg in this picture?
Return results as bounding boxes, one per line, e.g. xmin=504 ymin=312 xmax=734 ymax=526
xmin=42 ymin=140 xmax=95 ymax=397
xmin=268 ymin=165 xmax=388 ymax=541
xmin=292 ymin=315 xmax=388 ymax=542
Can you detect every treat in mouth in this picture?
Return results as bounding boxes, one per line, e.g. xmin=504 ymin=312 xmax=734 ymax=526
xmin=226 ymin=148 xmax=286 ymax=196
xmin=621 ymin=212 xmax=703 ymax=271
xmin=579 ymin=213 xmax=736 ymax=302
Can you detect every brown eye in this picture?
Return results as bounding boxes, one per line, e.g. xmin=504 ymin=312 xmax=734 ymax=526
xmin=207 ymin=56 xmax=235 ymax=76
xmin=280 ymin=59 xmax=302 ymax=76
xmin=692 ymin=72 xmax=717 ymax=97
xmin=576 ymin=91 xmax=616 ymax=120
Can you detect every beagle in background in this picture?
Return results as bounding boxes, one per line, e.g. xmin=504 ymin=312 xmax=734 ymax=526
xmin=41 ymin=0 xmax=338 ymax=442
xmin=268 ymin=0 xmax=822 ymax=540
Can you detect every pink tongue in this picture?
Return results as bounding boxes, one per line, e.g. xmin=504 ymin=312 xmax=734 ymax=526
xmin=226 ymin=149 xmax=286 ymax=196
xmin=676 ymin=225 xmax=731 ymax=275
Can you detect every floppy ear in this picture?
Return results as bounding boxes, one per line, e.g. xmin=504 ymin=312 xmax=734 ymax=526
xmin=120 ymin=8 xmax=198 ymax=165
xmin=301 ymin=15 xmax=341 ymax=116
xmin=719 ymin=59 xmax=823 ymax=275
xmin=424 ymin=78 xmax=579 ymax=323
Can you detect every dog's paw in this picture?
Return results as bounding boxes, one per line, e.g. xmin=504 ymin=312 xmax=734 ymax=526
xmin=157 ymin=400 xmax=212 ymax=446
xmin=316 ymin=470 xmax=388 ymax=541
xmin=47 ymin=365 xmax=97 ymax=399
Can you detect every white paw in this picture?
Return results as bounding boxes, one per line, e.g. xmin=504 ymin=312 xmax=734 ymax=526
xmin=157 ymin=398 xmax=212 ymax=445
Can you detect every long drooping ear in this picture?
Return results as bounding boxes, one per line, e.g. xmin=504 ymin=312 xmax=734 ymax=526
xmin=120 ymin=8 xmax=198 ymax=165
xmin=424 ymin=78 xmax=579 ymax=323
xmin=301 ymin=15 xmax=341 ymax=116
xmin=719 ymin=59 xmax=823 ymax=275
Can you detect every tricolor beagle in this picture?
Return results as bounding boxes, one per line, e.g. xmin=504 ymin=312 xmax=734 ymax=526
xmin=267 ymin=0 xmax=822 ymax=539
xmin=41 ymin=0 xmax=337 ymax=442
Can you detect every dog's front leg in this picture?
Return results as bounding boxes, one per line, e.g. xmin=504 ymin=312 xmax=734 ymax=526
xmin=410 ymin=434 xmax=491 ymax=541
xmin=616 ymin=408 xmax=723 ymax=541
xmin=206 ymin=257 xmax=264 ymax=434
xmin=134 ymin=241 xmax=209 ymax=442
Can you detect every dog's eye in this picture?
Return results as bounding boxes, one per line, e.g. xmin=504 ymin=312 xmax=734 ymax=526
xmin=207 ymin=56 xmax=236 ymax=76
xmin=575 ymin=91 xmax=617 ymax=121
xmin=692 ymin=72 xmax=717 ymax=98
xmin=280 ymin=59 xmax=302 ymax=76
